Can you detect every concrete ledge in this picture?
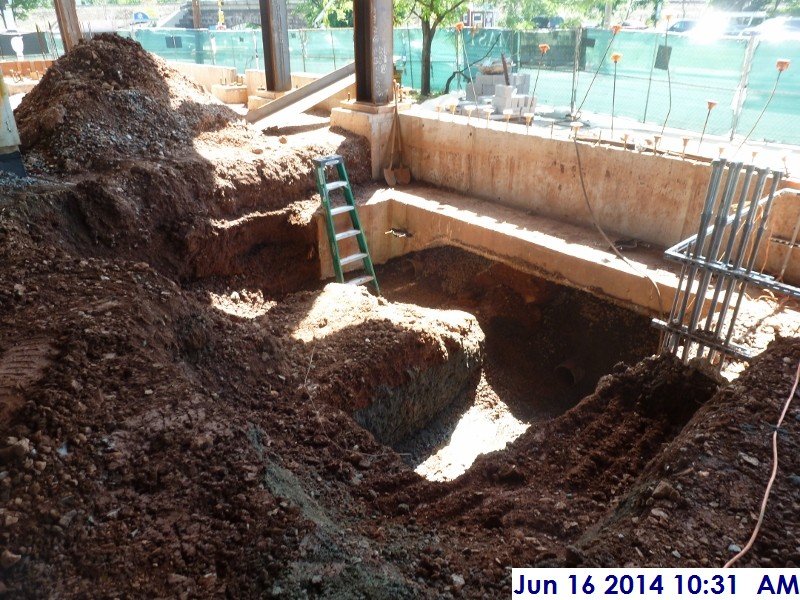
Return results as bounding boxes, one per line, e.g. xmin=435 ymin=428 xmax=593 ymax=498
xmin=317 ymin=184 xmax=682 ymax=316
xmin=330 ymin=107 xmax=393 ymax=180
xmin=211 ymin=83 xmax=247 ymax=104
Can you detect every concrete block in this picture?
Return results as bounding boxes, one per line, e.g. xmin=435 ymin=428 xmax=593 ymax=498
xmin=211 ymin=83 xmax=248 ymax=105
xmin=247 ymin=95 xmax=270 ymax=111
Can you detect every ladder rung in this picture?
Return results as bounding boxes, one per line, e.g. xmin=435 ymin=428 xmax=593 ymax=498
xmin=340 ymin=252 xmax=369 ymax=266
xmin=313 ymin=155 xmax=342 ymax=167
xmin=335 ymin=229 xmax=361 ymax=241
xmin=346 ymin=275 xmax=374 ymax=286
xmin=326 ymin=181 xmax=348 ymax=192
xmin=330 ymin=205 xmax=355 ymax=216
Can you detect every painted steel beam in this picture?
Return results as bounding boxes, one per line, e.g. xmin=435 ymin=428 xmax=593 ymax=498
xmin=353 ymin=0 xmax=393 ymax=105
xmin=259 ymin=0 xmax=291 ymax=92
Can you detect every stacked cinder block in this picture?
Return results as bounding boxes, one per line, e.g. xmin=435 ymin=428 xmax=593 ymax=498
xmin=491 ymin=84 xmax=535 ymax=116
xmin=466 ymin=73 xmax=531 ymax=101
xmin=464 ymin=73 xmax=534 ymax=117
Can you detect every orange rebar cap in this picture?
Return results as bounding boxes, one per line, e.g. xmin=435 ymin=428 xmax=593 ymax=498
xmin=707 ymin=99 xmax=718 ymax=110
xmin=611 ymin=24 xmax=622 ymax=35
xmin=539 ymin=43 xmax=550 ymax=54
xmin=777 ymin=59 xmax=790 ymax=72
xmin=612 ymin=52 xmax=622 ymax=63
xmin=455 ymin=22 xmax=464 ymax=32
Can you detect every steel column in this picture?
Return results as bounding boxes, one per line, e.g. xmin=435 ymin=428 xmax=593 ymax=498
xmin=353 ymin=0 xmax=393 ymax=105
xmin=259 ymin=0 xmax=291 ymax=92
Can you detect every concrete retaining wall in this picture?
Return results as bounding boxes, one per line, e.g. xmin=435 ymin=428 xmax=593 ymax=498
xmin=398 ymin=108 xmax=717 ymax=249
xmin=170 ymin=61 xmax=238 ymax=92
xmin=330 ymin=106 xmax=799 ymax=288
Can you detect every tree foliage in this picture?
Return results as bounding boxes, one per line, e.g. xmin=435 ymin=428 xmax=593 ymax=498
xmin=3 ymin=0 xmax=50 ymax=23
xmin=711 ymin=0 xmax=800 ymax=14
xmin=296 ymin=0 xmax=353 ymax=27
xmin=395 ymin=0 xmax=470 ymax=95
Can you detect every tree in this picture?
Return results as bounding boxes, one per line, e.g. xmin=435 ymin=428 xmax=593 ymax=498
xmin=500 ymin=0 xmax=558 ymax=29
xmin=395 ymin=0 xmax=470 ymax=96
xmin=297 ymin=0 xmax=353 ymax=27
xmin=4 ymin=0 xmax=50 ymax=23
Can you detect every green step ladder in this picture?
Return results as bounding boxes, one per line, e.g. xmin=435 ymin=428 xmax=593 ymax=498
xmin=313 ymin=155 xmax=380 ymax=294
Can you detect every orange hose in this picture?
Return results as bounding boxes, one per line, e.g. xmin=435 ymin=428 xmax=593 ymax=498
xmin=724 ymin=358 xmax=800 ymax=567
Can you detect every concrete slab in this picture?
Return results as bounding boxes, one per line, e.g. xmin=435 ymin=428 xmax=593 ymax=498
xmin=317 ymin=183 xmax=682 ymax=316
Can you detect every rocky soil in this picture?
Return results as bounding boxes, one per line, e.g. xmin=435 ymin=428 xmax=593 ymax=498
xmin=2 ymin=33 xmax=800 ymax=599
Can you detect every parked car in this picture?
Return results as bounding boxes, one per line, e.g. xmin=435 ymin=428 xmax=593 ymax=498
xmin=741 ymin=16 xmax=800 ymax=39
xmin=668 ymin=12 xmax=766 ymax=37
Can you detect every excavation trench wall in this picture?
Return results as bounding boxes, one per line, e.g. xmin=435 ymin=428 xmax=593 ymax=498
xmin=331 ymin=107 xmax=800 ymax=286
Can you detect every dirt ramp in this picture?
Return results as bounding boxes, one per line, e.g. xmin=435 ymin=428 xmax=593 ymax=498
xmin=272 ymin=283 xmax=485 ymax=444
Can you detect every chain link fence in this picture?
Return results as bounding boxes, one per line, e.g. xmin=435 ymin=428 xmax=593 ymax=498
xmin=14 ymin=25 xmax=798 ymax=146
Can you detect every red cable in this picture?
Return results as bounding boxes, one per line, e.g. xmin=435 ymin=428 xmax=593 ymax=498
xmin=725 ymin=357 xmax=800 ymax=568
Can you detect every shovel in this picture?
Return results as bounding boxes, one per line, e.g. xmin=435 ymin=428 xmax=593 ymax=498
xmin=383 ymin=113 xmax=398 ymax=187
xmin=383 ymin=87 xmax=411 ymax=186
xmin=393 ymin=98 xmax=412 ymax=185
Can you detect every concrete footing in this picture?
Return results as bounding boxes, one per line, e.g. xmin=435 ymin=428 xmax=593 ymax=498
xmin=317 ymin=184 xmax=682 ymax=316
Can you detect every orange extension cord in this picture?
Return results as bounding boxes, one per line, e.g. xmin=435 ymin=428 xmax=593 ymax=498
xmin=724 ymin=358 xmax=800 ymax=568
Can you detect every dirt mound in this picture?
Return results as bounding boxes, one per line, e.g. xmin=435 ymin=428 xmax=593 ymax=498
xmin=271 ymin=283 xmax=484 ymax=444
xmin=15 ymin=34 xmax=239 ymax=174
xmin=12 ymin=34 xmax=372 ymax=293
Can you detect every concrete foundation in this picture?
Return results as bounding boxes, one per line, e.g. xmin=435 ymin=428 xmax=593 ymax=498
xmin=245 ymin=69 xmax=357 ymax=113
xmin=324 ymin=108 xmax=799 ymax=312
xmin=170 ymin=62 xmax=238 ymax=92
xmin=316 ymin=185 xmax=681 ymax=315
xmin=330 ymin=106 xmax=394 ymax=180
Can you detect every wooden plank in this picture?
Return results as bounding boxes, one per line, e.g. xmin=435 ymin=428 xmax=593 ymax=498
xmin=53 ymin=0 xmax=83 ymax=52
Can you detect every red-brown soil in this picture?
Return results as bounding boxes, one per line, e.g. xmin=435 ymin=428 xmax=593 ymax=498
xmin=14 ymin=33 xmax=371 ymax=294
xmin=2 ymin=34 xmax=800 ymax=599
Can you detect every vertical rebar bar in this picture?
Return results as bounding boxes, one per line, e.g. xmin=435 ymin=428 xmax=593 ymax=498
xmin=570 ymin=28 xmax=581 ymax=117
xmin=681 ymin=162 xmax=743 ymax=361
xmin=669 ymin=160 xmax=727 ymax=354
xmin=701 ymin=165 xmax=755 ymax=331
xmin=721 ymin=173 xmax=783 ymax=351
xmin=710 ymin=167 xmax=768 ymax=366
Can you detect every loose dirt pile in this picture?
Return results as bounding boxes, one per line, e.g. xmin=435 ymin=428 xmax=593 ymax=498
xmin=15 ymin=34 xmax=238 ymax=174
xmin=13 ymin=34 xmax=372 ymax=293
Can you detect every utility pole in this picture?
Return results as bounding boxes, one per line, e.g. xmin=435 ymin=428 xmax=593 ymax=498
xmin=53 ymin=0 xmax=82 ymax=52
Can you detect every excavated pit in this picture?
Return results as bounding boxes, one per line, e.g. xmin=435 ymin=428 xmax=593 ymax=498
xmin=373 ymin=246 xmax=661 ymax=480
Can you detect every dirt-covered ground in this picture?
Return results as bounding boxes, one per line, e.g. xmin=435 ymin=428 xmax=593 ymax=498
xmin=2 ymin=34 xmax=800 ymax=598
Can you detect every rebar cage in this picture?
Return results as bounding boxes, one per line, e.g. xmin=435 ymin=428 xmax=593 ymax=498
xmin=653 ymin=159 xmax=800 ymax=368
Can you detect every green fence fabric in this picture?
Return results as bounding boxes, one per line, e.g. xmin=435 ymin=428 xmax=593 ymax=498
xmin=21 ymin=26 xmax=800 ymax=145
